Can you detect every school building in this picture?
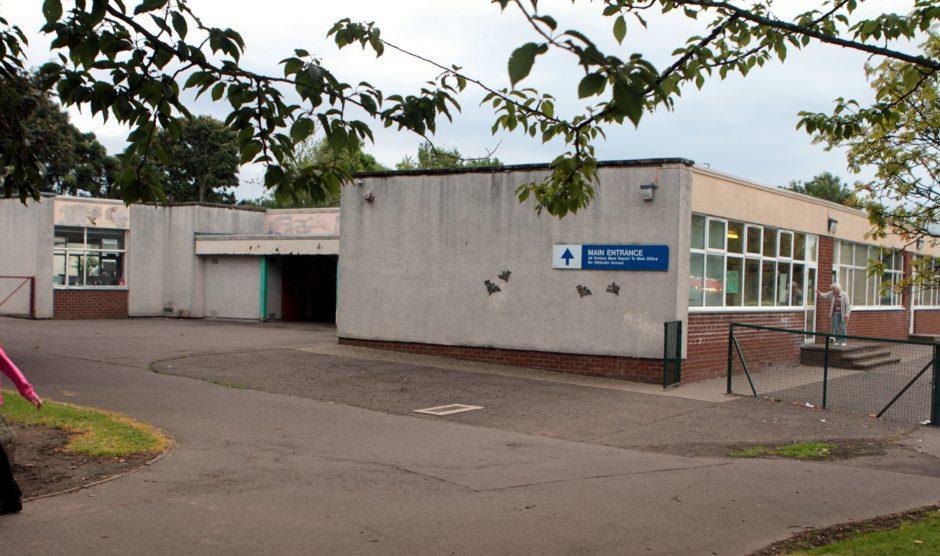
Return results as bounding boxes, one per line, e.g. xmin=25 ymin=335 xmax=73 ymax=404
xmin=2 ymin=158 xmax=938 ymax=384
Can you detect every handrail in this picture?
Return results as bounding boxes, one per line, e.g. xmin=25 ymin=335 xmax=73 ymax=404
xmin=731 ymin=322 xmax=940 ymax=348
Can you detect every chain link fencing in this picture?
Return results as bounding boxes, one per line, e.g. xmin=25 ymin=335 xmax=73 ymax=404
xmin=727 ymin=323 xmax=940 ymax=425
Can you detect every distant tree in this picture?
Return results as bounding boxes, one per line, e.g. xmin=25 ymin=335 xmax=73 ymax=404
xmin=787 ymin=172 xmax=859 ymax=208
xmin=243 ymin=137 xmax=387 ymax=208
xmin=0 ymin=71 xmax=118 ymax=198
xmin=150 ymin=116 xmax=239 ymax=203
xmin=396 ymin=142 xmax=502 ymax=171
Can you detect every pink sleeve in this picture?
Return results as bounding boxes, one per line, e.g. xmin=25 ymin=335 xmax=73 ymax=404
xmin=0 ymin=346 xmax=37 ymax=402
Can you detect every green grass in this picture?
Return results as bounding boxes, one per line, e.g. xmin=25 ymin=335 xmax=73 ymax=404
xmin=1 ymin=390 xmax=170 ymax=457
xmin=799 ymin=512 xmax=940 ymax=555
xmin=728 ymin=441 xmax=835 ymax=460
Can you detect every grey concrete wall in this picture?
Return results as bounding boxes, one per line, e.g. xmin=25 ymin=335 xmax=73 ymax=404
xmin=265 ymin=257 xmax=283 ymax=320
xmin=0 ymin=197 xmax=54 ymax=318
xmin=338 ymin=164 xmax=692 ymax=359
xmin=203 ymin=256 xmax=261 ymax=320
xmin=128 ymin=205 xmax=265 ymax=317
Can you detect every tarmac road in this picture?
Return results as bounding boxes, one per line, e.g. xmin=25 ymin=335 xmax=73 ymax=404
xmin=1 ymin=317 xmax=938 ymax=555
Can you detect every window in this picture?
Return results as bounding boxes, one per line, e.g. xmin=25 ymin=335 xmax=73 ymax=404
xmin=913 ymin=255 xmax=940 ymax=307
xmin=689 ymin=215 xmax=818 ymax=309
xmin=53 ymin=226 xmax=126 ymax=287
xmin=833 ymin=241 xmax=902 ymax=307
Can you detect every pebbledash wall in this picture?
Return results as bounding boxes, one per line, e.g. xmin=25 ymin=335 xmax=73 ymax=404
xmin=340 ymin=160 xmax=940 ymax=384
xmin=339 ymin=160 xmax=693 ymax=382
xmin=0 ymin=196 xmax=340 ymax=321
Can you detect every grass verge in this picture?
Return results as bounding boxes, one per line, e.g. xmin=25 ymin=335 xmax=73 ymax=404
xmin=1 ymin=390 xmax=170 ymax=457
xmin=755 ymin=505 xmax=940 ymax=555
xmin=800 ymin=511 xmax=940 ymax=554
xmin=729 ymin=441 xmax=835 ymax=460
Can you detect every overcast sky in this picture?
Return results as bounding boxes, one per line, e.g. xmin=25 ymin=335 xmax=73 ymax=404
xmin=5 ymin=0 xmax=920 ymax=199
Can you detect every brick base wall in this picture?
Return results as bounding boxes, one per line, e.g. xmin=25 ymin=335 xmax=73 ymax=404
xmin=843 ymin=309 xmax=909 ymax=339
xmin=913 ymin=309 xmax=940 ymax=336
xmin=685 ymin=311 xmax=806 ymax=381
xmin=53 ymin=289 xmax=129 ymax=319
xmin=338 ymin=337 xmax=664 ymax=383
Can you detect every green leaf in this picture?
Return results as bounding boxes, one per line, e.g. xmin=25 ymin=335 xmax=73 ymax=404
xmin=508 ymin=43 xmax=545 ymax=87
xmin=578 ymin=73 xmax=606 ymax=98
xmin=613 ymin=79 xmax=644 ymax=126
xmin=290 ymin=118 xmax=315 ymax=143
xmin=42 ymin=0 xmax=63 ymax=24
xmin=134 ymin=0 xmax=168 ymax=15
xmin=171 ymin=12 xmax=188 ymax=39
xmin=613 ymin=16 xmax=626 ymax=44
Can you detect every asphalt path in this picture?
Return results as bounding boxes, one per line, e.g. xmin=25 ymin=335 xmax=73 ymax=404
xmin=1 ymin=318 xmax=938 ymax=555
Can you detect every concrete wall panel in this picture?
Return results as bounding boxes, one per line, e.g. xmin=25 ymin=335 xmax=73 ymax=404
xmin=0 ymin=198 xmax=54 ymax=318
xmin=339 ymin=165 xmax=691 ymax=359
xmin=203 ymin=256 xmax=261 ymax=320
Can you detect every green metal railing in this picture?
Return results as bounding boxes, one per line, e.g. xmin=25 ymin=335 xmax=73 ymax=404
xmin=727 ymin=323 xmax=940 ymax=426
xmin=663 ymin=320 xmax=682 ymax=389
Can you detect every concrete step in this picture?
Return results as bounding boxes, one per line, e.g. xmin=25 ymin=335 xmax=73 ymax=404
xmin=849 ymin=355 xmax=903 ymax=370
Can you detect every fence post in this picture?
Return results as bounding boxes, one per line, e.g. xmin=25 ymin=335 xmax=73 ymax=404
xmin=726 ymin=324 xmax=734 ymax=394
xmin=932 ymin=344 xmax=940 ymax=427
xmin=29 ymin=277 xmax=35 ymax=319
xmin=822 ymin=334 xmax=830 ymax=410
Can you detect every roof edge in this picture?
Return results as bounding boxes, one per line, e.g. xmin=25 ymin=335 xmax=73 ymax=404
xmin=354 ymin=157 xmax=695 ymax=179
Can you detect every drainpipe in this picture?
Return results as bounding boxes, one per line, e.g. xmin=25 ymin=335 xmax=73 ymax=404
xmin=259 ymin=257 xmax=268 ymax=322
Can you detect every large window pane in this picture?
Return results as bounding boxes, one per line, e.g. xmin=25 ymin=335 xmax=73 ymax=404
xmin=67 ymin=253 xmax=84 ymax=286
xmin=792 ymin=264 xmax=806 ymax=306
xmin=763 ymin=228 xmax=777 ymax=258
xmin=708 ymin=219 xmax=726 ymax=251
xmin=776 ymin=262 xmax=792 ymax=305
xmin=807 ymin=268 xmax=817 ymax=306
xmin=727 ymin=221 xmax=744 ymax=253
xmin=744 ymin=259 xmax=760 ymax=306
xmin=55 ymin=227 xmax=84 ymax=249
xmin=840 ymin=242 xmax=852 ymax=265
xmin=852 ymin=268 xmax=866 ymax=305
xmin=705 ymin=254 xmax=724 ymax=306
xmin=880 ymin=272 xmax=894 ymax=305
xmin=854 ymin=245 xmax=868 ymax=267
xmin=689 ymin=253 xmax=704 ymax=306
xmin=778 ymin=232 xmax=793 ymax=259
xmin=793 ymin=233 xmax=806 ymax=261
xmin=761 ymin=260 xmax=776 ymax=306
xmin=868 ymin=273 xmax=879 ymax=305
xmin=746 ymin=226 xmax=762 ymax=255
xmin=53 ymin=253 xmax=66 ymax=285
xmin=691 ymin=215 xmax=705 ymax=250
xmin=87 ymin=228 xmax=125 ymax=251
xmin=726 ymin=257 xmax=743 ymax=306
xmin=89 ymin=252 xmax=125 ymax=286
xmin=806 ymin=235 xmax=818 ymax=263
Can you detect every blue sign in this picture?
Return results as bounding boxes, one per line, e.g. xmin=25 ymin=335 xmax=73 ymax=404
xmin=553 ymin=244 xmax=669 ymax=271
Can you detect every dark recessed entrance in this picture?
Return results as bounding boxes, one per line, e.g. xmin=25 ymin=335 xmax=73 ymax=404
xmin=281 ymin=255 xmax=337 ymax=323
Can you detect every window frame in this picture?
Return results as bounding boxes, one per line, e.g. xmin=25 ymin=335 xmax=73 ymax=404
xmin=53 ymin=226 xmax=128 ymax=289
xmin=833 ymin=240 xmax=903 ymax=309
xmin=689 ymin=214 xmax=818 ymax=312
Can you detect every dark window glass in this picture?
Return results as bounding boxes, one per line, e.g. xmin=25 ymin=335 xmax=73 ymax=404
xmin=744 ymin=259 xmax=760 ymax=306
xmin=727 ymin=222 xmax=744 ymax=253
xmin=725 ymin=257 xmax=743 ymax=306
xmin=689 ymin=253 xmax=704 ymax=306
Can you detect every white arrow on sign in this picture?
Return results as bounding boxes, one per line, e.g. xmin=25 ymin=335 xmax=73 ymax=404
xmin=552 ymin=244 xmax=582 ymax=269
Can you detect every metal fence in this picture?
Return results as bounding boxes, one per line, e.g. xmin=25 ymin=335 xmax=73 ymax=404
xmin=727 ymin=323 xmax=940 ymax=425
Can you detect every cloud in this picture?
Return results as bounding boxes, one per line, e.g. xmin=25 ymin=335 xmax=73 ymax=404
xmin=5 ymin=0 xmax=919 ymax=199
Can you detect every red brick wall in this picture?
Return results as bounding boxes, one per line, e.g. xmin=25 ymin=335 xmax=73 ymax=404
xmin=685 ymin=311 xmax=806 ymax=381
xmin=913 ymin=309 xmax=940 ymax=335
xmin=338 ymin=337 xmax=664 ymax=383
xmin=815 ymin=236 xmax=834 ymax=333
xmin=844 ymin=309 xmax=909 ymax=339
xmin=53 ymin=289 xmax=128 ymax=319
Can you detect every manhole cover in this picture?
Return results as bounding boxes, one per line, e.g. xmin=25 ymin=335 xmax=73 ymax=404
xmin=413 ymin=404 xmax=484 ymax=416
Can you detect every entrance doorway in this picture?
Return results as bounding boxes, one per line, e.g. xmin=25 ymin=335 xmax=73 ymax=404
xmin=281 ymin=255 xmax=337 ymax=323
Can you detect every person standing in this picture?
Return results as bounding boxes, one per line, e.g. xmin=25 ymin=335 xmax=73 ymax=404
xmin=0 ymin=346 xmax=42 ymax=515
xmin=817 ymin=283 xmax=851 ymax=346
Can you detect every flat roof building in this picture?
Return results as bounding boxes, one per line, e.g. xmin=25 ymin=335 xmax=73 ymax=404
xmin=3 ymin=158 xmax=938 ymax=385
xmin=339 ymin=159 xmax=940 ymax=383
